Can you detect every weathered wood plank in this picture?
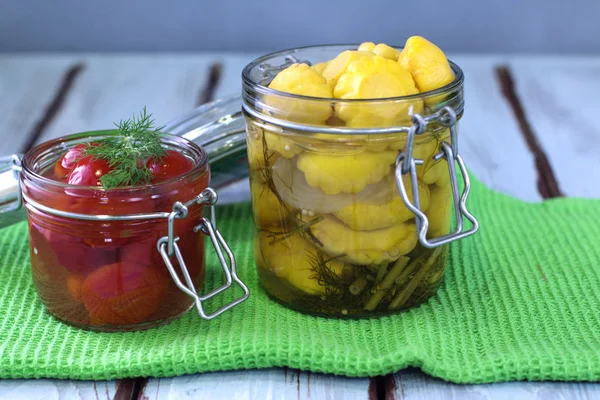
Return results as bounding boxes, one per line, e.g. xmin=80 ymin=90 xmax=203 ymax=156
xmin=388 ymin=368 xmax=600 ymax=400
xmin=35 ymin=54 xmax=221 ymax=145
xmin=450 ymin=55 xmax=541 ymax=202
xmin=509 ymin=57 xmax=600 ymax=198
xmin=0 ymin=55 xmax=76 ymax=156
xmin=0 ymin=379 xmax=119 ymax=400
xmin=138 ymin=369 xmax=371 ymax=400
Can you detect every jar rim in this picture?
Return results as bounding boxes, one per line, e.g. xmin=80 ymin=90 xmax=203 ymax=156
xmin=241 ymin=43 xmax=464 ymax=103
xmin=21 ymin=130 xmax=209 ymax=193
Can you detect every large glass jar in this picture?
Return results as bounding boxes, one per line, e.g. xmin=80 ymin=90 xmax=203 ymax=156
xmin=18 ymin=130 xmax=248 ymax=331
xmin=241 ymin=45 xmax=478 ymax=317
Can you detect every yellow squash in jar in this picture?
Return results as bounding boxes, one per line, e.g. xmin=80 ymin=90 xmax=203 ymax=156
xmin=265 ymin=131 xmax=304 ymax=159
xmin=296 ymin=149 xmax=397 ymax=195
xmin=257 ymin=232 xmax=344 ymax=295
xmin=308 ymin=216 xmax=418 ymax=265
xmin=247 ymin=125 xmax=278 ymax=172
xmin=426 ymin=186 xmax=452 ymax=238
xmin=358 ymin=42 xmax=401 ymax=60
xmin=363 ymin=134 xmax=406 ymax=152
xmin=373 ymin=43 xmax=401 ymax=60
xmin=334 ymin=175 xmax=430 ymax=230
xmin=358 ymin=42 xmax=376 ymax=52
xmin=310 ymin=62 xmax=328 ymax=75
xmin=398 ymin=36 xmax=454 ymax=93
xmin=334 ymin=55 xmax=422 ymax=127
xmin=322 ymin=50 xmax=375 ymax=87
xmin=250 ymin=182 xmax=288 ymax=228
xmin=267 ymin=63 xmax=333 ymax=124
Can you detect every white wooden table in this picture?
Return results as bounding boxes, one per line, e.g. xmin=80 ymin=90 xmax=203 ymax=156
xmin=0 ymin=53 xmax=599 ymax=400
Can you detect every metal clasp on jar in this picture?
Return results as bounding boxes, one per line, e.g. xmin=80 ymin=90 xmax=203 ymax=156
xmin=157 ymin=188 xmax=250 ymax=320
xmin=395 ymin=106 xmax=479 ymax=248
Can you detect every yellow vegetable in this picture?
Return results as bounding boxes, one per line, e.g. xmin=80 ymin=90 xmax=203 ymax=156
xmin=308 ymin=216 xmax=418 ymax=265
xmin=246 ymin=125 xmax=296 ymax=175
xmin=310 ymin=62 xmax=328 ymax=75
xmin=358 ymin=42 xmax=376 ymax=52
xmin=398 ymin=36 xmax=454 ymax=93
xmin=426 ymin=186 xmax=452 ymax=238
xmin=412 ymin=137 xmax=438 ymax=179
xmin=423 ymin=160 xmax=447 ymax=185
xmin=264 ymin=131 xmax=303 ymax=159
xmin=334 ymin=175 xmax=430 ymax=230
xmin=373 ymin=43 xmax=401 ymax=60
xmin=358 ymin=42 xmax=401 ymax=60
xmin=322 ymin=50 xmax=375 ymax=87
xmin=246 ymin=125 xmax=278 ymax=172
xmin=361 ymin=134 xmax=405 ymax=152
xmin=250 ymin=182 xmax=288 ymax=228
xmin=334 ymin=55 xmax=422 ymax=127
xmin=267 ymin=63 xmax=333 ymax=124
xmin=433 ymin=160 xmax=451 ymax=187
xmin=258 ymin=232 xmax=344 ymax=295
xmin=297 ymin=150 xmax=397 ymax=195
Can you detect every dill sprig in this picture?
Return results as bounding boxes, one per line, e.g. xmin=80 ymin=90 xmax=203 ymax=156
xmin=85 ymin=107 xmax=166 ymax=189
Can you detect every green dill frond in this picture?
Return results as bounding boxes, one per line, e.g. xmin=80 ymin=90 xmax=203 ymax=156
xmin=85 ymin=107 xmax=166 ymax=189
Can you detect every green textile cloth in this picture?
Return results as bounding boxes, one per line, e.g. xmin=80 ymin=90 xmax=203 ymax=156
xmin=0 ymin=175 xmax=599 ymax=383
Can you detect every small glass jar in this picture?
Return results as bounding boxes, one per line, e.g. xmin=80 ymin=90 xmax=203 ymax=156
xmin=17 ymin=130 xmax=248 ymax=331
xmin=240 ymin=45 xmax=479 ymax=317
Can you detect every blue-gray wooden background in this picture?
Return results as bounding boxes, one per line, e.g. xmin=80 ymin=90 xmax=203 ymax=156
xmin=1 ymin=0 xmax=598 ymax=53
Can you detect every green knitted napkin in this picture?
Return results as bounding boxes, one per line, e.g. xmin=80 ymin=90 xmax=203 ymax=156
xmin=0 ymin=175 xmax=599 ymax=384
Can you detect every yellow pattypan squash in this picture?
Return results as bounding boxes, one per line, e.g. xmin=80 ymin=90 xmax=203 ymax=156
xmin=267 ymin=63 xmax=333 ymax=124
xmin=358 ymin=42 xmax=401 ymax=60
xmin=373 ymin=43 xmax=401 ymax=60
xmin=334 ymin=175 xmax=430 ymax=230
xmin=250 ymin=182 xmax=288 ymax=228
xmin=425 ymin=186 xmax=452 ymax=238
xmin=334 ymin=55 xmax=422 ymax=127
xmin=322 ymin=50 xmax=375 ymax=87
xmin=398 ymin=36 xmax=454 ymax=93
xmin=358 ymin=42 xmax=376 ymax=52
xmin=307 ymin=216 xmax=418 ymax=265
xmin=310 ymin=62 xmax=328 ymax=75
xmin=296 ymin=150 xmax=397 ymax=195
xmin=257 ymin=232 xmax=344 ymax=295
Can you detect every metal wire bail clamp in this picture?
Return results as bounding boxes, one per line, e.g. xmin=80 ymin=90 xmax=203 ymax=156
xmin=157 ymin=188 xmax=250 ymax=320
xmin=395 ymin=106 xmax=479 ymax=248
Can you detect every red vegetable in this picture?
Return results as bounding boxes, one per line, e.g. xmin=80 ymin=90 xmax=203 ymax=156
xmin=31 ymin=222 xmax=117 ymax=274
xmin=81 ymin=262 xmax=168 ymax=326
xmin=54 ymin=143 xmax=98 ymax=179
xmin=68 ymin=156 xmax=112 ymax=186
xmin=147 ymin=150 xmax=194 ymax=182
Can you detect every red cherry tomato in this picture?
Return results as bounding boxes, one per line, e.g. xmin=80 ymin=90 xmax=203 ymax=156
xmin=147 ymin=150 xmax=194 ymax=182
xmin=32 ymin=222 xmax=118 ymax=274
xmin=29 ymin=223 xmax=90 ymax=323
xmin=54 ymin=143 xmax=99 ymax=179
xmin=68 ymin=156 xmax=112 ymax=186
xmin=119 ymin=234 xmax=162 ymax=267
xmin=81 ymin=262 xmax=168 ymax=326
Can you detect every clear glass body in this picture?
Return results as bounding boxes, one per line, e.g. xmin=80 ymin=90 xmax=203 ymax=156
xmin=21 ymin=131 xmax=210 ymax=331
xmin=242 ymin=45 xmax=464 ymax=317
